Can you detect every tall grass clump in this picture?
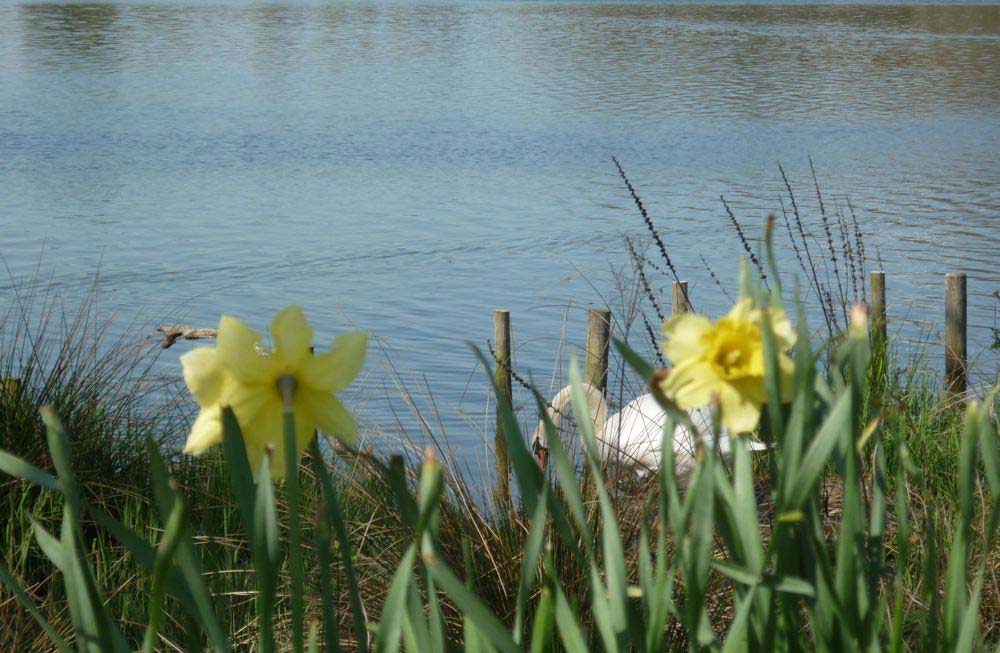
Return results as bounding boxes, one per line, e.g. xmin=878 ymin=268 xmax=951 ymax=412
xmin=0 ymin=276 xmax=175 ymax=490
xmin=1 ymin=222 xmax=996 ymax=651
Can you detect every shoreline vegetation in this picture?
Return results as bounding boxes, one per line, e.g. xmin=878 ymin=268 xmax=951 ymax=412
xmin=1 ymin=171 xmax=998 ymax=651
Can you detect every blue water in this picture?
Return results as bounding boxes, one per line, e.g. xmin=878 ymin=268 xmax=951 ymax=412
xmin=1 ymin=2 xmax=997 ymax=463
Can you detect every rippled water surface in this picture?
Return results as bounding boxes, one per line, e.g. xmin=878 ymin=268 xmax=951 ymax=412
xmin=1 ymin=2 xmax=998 ymax=455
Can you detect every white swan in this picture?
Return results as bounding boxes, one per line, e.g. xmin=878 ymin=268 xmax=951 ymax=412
xmin=530 ymin=383 xmax=764 ymax=478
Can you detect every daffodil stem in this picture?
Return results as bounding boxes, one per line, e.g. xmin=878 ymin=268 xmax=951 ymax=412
xmin=284 ymin=408 xmax=305 ymax=653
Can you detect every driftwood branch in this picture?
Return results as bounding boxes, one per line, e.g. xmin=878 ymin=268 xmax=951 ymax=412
xmin=157 ymin=325 xmax=217 ymax=349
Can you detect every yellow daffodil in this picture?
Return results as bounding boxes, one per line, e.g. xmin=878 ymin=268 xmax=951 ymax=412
xmin=659 ymin=299 xmax=794 ymax=434
xmin=180 ymin=306 xmax=366 ymax=479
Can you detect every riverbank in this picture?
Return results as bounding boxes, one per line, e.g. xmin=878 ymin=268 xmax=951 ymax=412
xmin=1 ymin=276 xmax=996 ymax=651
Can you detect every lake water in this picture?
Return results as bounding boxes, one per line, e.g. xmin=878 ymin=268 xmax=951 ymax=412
xmin=1 ymin=2 xmax=998 ymax=461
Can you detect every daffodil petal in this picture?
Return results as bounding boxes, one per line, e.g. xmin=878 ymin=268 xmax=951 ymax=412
xmin=718 ymin=383 xmax=762 ymax=434
xmin=661 ymin=313 xmax=712 ymax=364
xmin=240 ymin=398 xmax=284 ymax=480
xmin=183 ymin=407 xmax=223 ymax=455
xmin=767 ymin=306 xmax=797 ymax=349
xmin=237 ymin=395 xmax=283 ymax=454
xmin=181 ymin=347 xmax=225 ymax=406
xmin=731 ymin=375 xmax=767 ymax=404
xmin=217 ymin=315 xmax=272 ymax=382
xmin=726 ymin=298 xmax=755 ymax=323
xmin=299 ymin=390 xmax=357 ymax=447
xmin=660 ymin=360 xmax=718 ymax=410
xmin=270 ymin=305 xmax=313 ymax=368
xmin=304 ymin=331 xmax=368 ymax=392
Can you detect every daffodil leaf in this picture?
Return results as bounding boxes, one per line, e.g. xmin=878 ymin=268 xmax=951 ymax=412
xmin=221 ymin=406 xmax=256 ymax=539
xmin=553 ymin=584 xmax=588 ymax=653
xmin=614 ymin=337 xmax=653 ymax=382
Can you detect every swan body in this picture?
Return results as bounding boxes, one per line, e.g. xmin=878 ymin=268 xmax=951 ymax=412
xmin=531 ymin=383 xmax=763 ymax=478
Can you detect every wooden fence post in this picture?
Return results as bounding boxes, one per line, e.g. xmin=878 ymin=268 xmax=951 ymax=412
xmin=945 ymin=273 xmax=967 ymax=397
xmin=585 ymin=309 xmax=611 ymax=393
xmin=672 ymin=281 xmax=690 ymax=315
xmin=493 ymin=310 xmax=512 ymax=504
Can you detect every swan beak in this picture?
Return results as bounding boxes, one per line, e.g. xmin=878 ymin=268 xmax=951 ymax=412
xmin=536 ymin=446 xmax=549 ymax=471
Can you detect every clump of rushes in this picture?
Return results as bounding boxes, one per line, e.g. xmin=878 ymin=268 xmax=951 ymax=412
xmin=1 ymin=248 xmax=998 ymax=651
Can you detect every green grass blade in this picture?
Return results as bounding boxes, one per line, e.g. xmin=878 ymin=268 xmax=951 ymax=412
xmin=60 ymin=507 xmax=117 ymax=653
xmin=425 ymin=566 xmax=446 ymax=653
xmin=312 ymin=441 xmax=370 ymax=653
xmin=954 ymin=572 xmax=985 ymax=653
xmin=535 ymin=397 xmax=593 ymax=562
xmin=375 ymin=544 xmax=417 ymax=653
xmin=731 ymin=441 xmax=763 ymax=570
xmin=308 ymin=622 xmax=320 ymax=653
xmin=141 ymin=495 xmax=187 ymax=653
xmin=404 ymin=577 xmax=433 ymax=653
xmin=613 ymin=338 xmax=654 ymax=383
xmin=311 ymin=451 xmax=341 ymax=653
xmin=514 ymin=484 xmax=550 ymax=643
xmin=0 ymin=448 xmax=60 ymax=490
xmin=143 ymin=437 xmax=229 ymax=653
xmin=42 ymin=408 xmax=126 ymax=653
xmin=977 ymin=395 xmax=999 ymax=496
xmin=787 ymin=391 xmax=851 ymax=509
xmin=723 ymin=586 xmax=759 ymax=653
xmin=30 ymin=518 xmax=68 ymax=572
xmin=553 ymin=584 xmax=588 ymax=653
xmin=253 ymin=457 xmax=280 ymax=653
xmin=463 ymin=539 xmax=486 ymax=653
xmin=760 ymin=303 xmax=786 ymax=436
xmin=423 ymin=547 xmax=519 ymax=653
xmin=888 ymin=444 xmax=910 ymax=653
xmin=711 ymin=560 xmax=760 ymax=587
xmin=943 ymin=411 xmax=978 ymax=647
xmin=529 ymin=584 xmax=555 ymax=653
xmin=569 ymin=361 xmax=628 ymax=649
xmin=920 ymin=514 xmax=940 ymax=649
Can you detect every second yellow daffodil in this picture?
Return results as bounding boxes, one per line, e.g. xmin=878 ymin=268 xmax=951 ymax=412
xmin=659 ymin=298 xmax=794 ymax=434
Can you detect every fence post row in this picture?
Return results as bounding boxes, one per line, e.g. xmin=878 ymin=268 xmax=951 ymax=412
xmin=491 ymin=270 xmax=971 ymax=479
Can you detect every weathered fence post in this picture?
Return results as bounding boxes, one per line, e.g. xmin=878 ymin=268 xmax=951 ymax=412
xmin=493 ymin=310 xmax=512 ymax=504
xmin=672 ymin=281 xmax=690 ymax=315
xmin=945 ymin=272 xmax=967 ymax=398
xmin=585 ymin=309 xmax=611 ymax=393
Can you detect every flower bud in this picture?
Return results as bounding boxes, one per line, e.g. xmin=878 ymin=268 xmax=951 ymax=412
xmin=851 ymin=302 xmax=870 ymax=330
